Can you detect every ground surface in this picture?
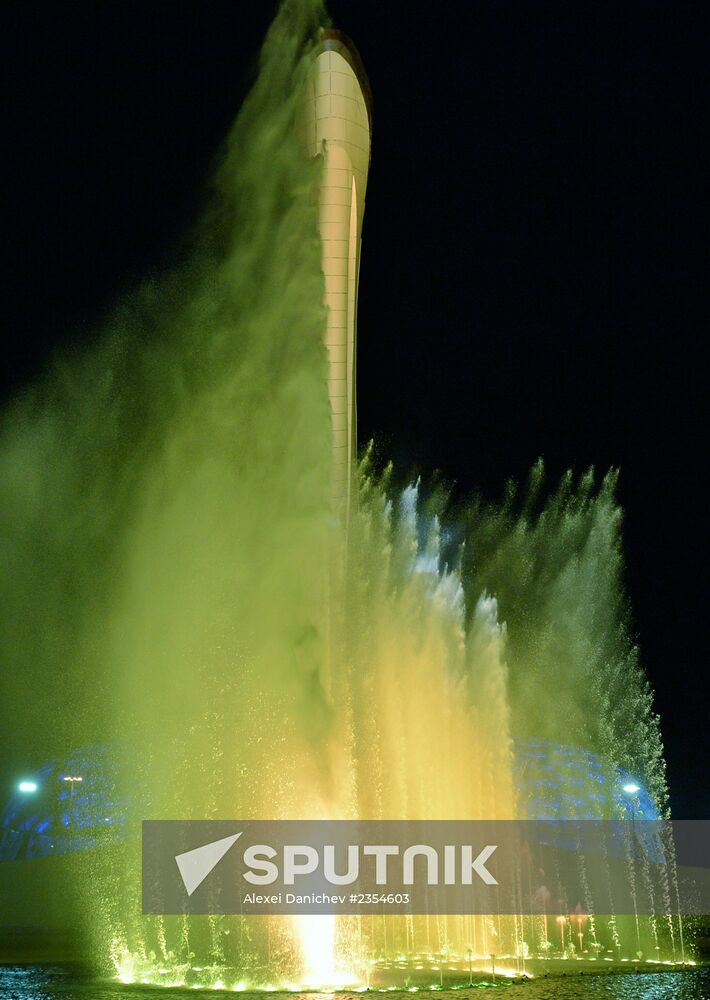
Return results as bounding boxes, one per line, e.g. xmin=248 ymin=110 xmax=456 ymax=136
xmin=1 ymin=967 xmax=709 ymax=1000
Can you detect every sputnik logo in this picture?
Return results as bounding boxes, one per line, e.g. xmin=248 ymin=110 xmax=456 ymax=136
xmin=174 ymin=833 xmax=499 ymax=893
xmin=175 ymin=832 xmax=242 ymax=896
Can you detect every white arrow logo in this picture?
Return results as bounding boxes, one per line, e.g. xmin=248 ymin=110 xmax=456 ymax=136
xmin=175 ymin=832 xmax=242 ymax=896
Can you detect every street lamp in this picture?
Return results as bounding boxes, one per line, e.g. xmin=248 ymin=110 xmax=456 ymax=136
xmin=622 ymin=780 xmax=643 ymax=956
xmin=62 ymin=775 xmax=83 ymax=799
xmin=575 ymin=914 xmax=586 ymax=952
xmin=62 ymin=775 xmax=83 ymax=826
xmin=621 ymin=780 xmax=642 ymax=857
xmin=622 ymin=781 xmax=640 ymax=839
xmin=556 ymin=916 xmax=567 ymax=953
xmin=18 ymin=780 xmax=38 ymax=793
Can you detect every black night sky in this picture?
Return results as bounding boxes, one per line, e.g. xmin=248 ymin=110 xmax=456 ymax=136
xmin=1 ymin=2 xmax=706 ymax=816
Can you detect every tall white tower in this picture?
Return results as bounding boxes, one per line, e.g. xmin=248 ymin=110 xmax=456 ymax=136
xmin=299 ymin=31 xmax=372 ymax=523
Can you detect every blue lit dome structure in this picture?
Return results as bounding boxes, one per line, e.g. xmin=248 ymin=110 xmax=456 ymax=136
xmin=1 ymin=739 xmax=660 ymax=863
xmin=0 ymin=744 xmax=126 ymax=861
xmin=514 ymin=738 xmax=661 ymax=821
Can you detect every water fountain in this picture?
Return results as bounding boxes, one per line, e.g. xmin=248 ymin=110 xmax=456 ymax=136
xmin=0 ymin=0 xmax=685 ymax=989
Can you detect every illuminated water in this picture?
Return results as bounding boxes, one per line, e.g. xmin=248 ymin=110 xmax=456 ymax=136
xmin=1 ymin=966 xmax=708 ymax=1000
xmin=0 ymin=0 xmax=683 ymax=988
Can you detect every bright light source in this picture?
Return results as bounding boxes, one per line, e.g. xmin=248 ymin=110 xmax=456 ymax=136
xmin=62 ymin=775 xmax=83 ymax=782
xmin=18 ymin=781 xmax=37 ymax=793
xmin=623 ymin=783 xmax=640 ymax=794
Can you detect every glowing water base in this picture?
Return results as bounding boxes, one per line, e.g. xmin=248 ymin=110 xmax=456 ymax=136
xmin=0 ymin=0 xmax=689 ymax=990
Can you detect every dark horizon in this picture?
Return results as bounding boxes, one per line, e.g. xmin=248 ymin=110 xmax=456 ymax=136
xmin=1 ymin=0 xmax=706 ymax=816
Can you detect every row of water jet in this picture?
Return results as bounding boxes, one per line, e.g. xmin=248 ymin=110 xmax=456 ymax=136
xmin=0 ymin=0 xmax=680 ymax=987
